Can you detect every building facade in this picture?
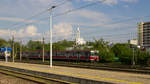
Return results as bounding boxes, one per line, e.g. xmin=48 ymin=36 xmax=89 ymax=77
xmin=128 ymin=39 xmax=138 ymax=45
xmin=75 ymin=27 xmax=86 ymax=45
xmin=138 ymin=22 xmax=150 ymax=48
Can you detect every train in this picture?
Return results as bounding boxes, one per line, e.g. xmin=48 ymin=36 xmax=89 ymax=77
xmin=21 ymin=50 xmax=99 ymax=62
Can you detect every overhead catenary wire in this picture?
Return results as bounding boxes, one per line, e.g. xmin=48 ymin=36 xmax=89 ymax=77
xmin=1 ymin=0 xmax=146 ymax=43
xmin=2 ymin=0 xmax=105 ymax=30
xmin=3 ymin=0 xmax=71 ymax=30
xmin=2 ymin=0 xmax=150 ymax=32
xmin=3 ymin=0 xmax=148 ymax=31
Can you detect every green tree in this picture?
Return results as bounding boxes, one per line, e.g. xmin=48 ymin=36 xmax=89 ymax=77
xmin=27 ymin=40 xmax=42 ymax=51
xmin=136 ymin=50 xmax=150 ymax=65
xmin=0 ymin=38 xmax=8 ymax=47
xmin=112 ymin=43 xmax=133 ymax=64
xmin=91 ymin=39 xmax=115 ymax=62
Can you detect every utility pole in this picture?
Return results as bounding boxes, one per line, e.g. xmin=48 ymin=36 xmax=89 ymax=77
xmin=5 ymin=47 xmax=8 ymax=63
xmin=132 ymin=48 xmax=135 ymax=66
xmin=49 ymin=6 xmax=56 ymax=67
xmin=12 ymin=35 xmax=15 ymax=62
xmin=42 ymin=36 xmax=45 ymax=62
xmin=20 ymin=40 xmax=22 ymax=61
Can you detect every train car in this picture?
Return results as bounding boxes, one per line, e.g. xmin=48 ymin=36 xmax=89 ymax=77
xmin=21 ymin=50 xmax=99 ymax=62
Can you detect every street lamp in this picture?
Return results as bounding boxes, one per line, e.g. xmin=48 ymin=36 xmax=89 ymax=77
xmin=132 ymin=45 xmax=140 ymax=66
xmin=42 ymin=33 xmax=45 ymax=62
xmin=137 ymin=45 xmax=141 ymax=49
xmin=132 ymin=48 xmax=135 ymax=66
xmin=48 ymin=6 xmax=56 ymax=67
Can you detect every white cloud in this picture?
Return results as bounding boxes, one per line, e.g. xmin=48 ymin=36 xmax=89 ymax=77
xmin=122 ymin=0 xmax=138 ymax=3
xmin=62 ymin=9 xmax=112 ymax=28
xmin=83 ymin=0 xmax=118 ymax=5
xmin=25 ymin=25 xmax=40 ymax=36
xmin=103 ymin=0 xmax=118 ymax=5
xmin=53 ymin=23 xmax=73 ymax=38
xmin=60 ymin=8 xmax=135 ymax=31
xmin=77 ymin=10 xmax=110 ymax=23
xmin=29 ymin=0 xmax=54 ymax=4
xmin=0 ymin=25 xmax=41 ymax=39
xmin=123 ymin=5 xmax=129 ymax=8
xmin=83 ymin=0 xmax=138 ymax=5
xmin=0 ymin=17 xmax=45 ymax=24
xmin=0 ymin=30 xmax=9 ymax=36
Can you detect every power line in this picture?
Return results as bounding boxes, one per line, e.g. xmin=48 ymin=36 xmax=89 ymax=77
xmin=3 ymin=0 xmax=70 ymax=30
xmin=54 ymin=0 xmax=106 ymax=17
xmin=1 ymin=0 xmax=146 ymax=43
xmin=2 ymin=0 xmax=105 ymax=30
xmin=3 ymin=0 xmax=150 ymax=32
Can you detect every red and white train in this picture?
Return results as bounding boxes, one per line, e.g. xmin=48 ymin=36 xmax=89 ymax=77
xmin=21 ymin=50 xmax=99 ymax=62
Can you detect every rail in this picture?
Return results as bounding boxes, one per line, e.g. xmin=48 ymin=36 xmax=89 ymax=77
xmin=0 ymin=68 xmax=74 ymax=84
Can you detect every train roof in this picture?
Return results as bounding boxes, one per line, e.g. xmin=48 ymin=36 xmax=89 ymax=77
xmin=23 ymin=50 xmax=98 ymax=52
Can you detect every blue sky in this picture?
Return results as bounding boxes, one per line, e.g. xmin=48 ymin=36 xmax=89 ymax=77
xmin=0 ymin=0 xmax=150 ymax=43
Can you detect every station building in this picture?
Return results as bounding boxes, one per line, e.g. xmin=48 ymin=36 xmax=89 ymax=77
xmin=138 ymin=22 xmax=150 ymax=48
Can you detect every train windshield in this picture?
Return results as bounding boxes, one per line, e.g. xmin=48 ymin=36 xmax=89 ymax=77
xmin=90 ymin=51 xmax=98 ymax=56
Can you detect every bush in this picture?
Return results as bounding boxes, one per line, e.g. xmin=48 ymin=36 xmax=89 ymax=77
xmin=136 ymin=50 xmax=150 ymax=65
xmin=112 ymin=43 xmax=133 ymax=64
xmin=100 ymin=50 xmax=115 ymax=62
xmin=147 ymin=58 xmax=150 ymax=66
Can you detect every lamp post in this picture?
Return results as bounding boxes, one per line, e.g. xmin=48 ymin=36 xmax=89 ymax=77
xmin=5 ymin=47 xmax=8 ymax=63
xmin=20 ymin=40 xmax=22 ymax=61
xmin=132 ymin=45 xmax=140 ymax=66
xmin=12 ymin=34 xmax=15 ymax=63
xmin=49 ymin=6 xmax=56 ymax=67
xmin=137 ymin=45 xmax=141 ymax=49
xmin=42 ymin=34 xmax=45 ymax=62
xmin=132 ymin=48 xmax=135 ymax=66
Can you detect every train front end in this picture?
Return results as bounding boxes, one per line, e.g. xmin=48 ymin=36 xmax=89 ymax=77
xmin=89 ymin=50 xmax=99 ymax=62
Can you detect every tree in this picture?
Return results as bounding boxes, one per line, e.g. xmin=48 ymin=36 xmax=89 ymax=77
xmin=136 ymin=50 xmax=150 ymax=65
xmin=90 ymin=39 xmax=115 ymax=62
xmin=52 ymin=40 xmax=74 ymax=50
xmin=27 ymin=40 xmax=42 ymax=51
xmin=0 ymin=38 xmax=8 ymax=47
xmin=112 ymin=43 xmax=133 ymax=64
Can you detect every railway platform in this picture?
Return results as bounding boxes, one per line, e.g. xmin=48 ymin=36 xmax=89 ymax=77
xmin=0 ymin=61 xmax=149 ymax=84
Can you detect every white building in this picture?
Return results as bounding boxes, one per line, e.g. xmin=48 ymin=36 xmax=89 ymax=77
xmin=75 ymin=27 xmax=86 ymax=45
xmin=128 ymin=39 xmax=138 ymax=45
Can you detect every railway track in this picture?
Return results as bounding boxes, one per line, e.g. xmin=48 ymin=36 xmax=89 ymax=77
xmin=1 ymin=59 xmax=150 ymax=75
xmin=0 ymin=68 xmax=74 ymax=84
xmin=19 ymin=60 xmax=150 ymax=74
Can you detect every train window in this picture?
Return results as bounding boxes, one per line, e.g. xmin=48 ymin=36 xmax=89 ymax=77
xmin=80 ymin=52 xmax=85 ymax=56
xmin=25 ymin=52 xmax=28 ymax=56
xmin=78 ymin=52 xmax=82 ymax=56
xmin=74 ymin=52 xmax=79 ymax=56
xmin=33 ymin=52 xmax=38 ymax=56
xmin=60 ymin=52 xmax=65 ymax=56
xmin=45 ymin=52 xmax=49 ymax=56
xmin=91 ymin=52 xmax=98 ymax=56
xmin=68 ymin=52 xmax=73 ymax=56
xmin=53 ymin=51 xmax=56 ymax=56
xmin=85 ymin=52 xmax=90 ymax=57
xmin=57 ymin=52 xmax=61 ymax=56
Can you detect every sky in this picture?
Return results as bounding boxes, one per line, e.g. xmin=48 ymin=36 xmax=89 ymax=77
xmin=0 ymin=0 xmax=150 ymax=43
